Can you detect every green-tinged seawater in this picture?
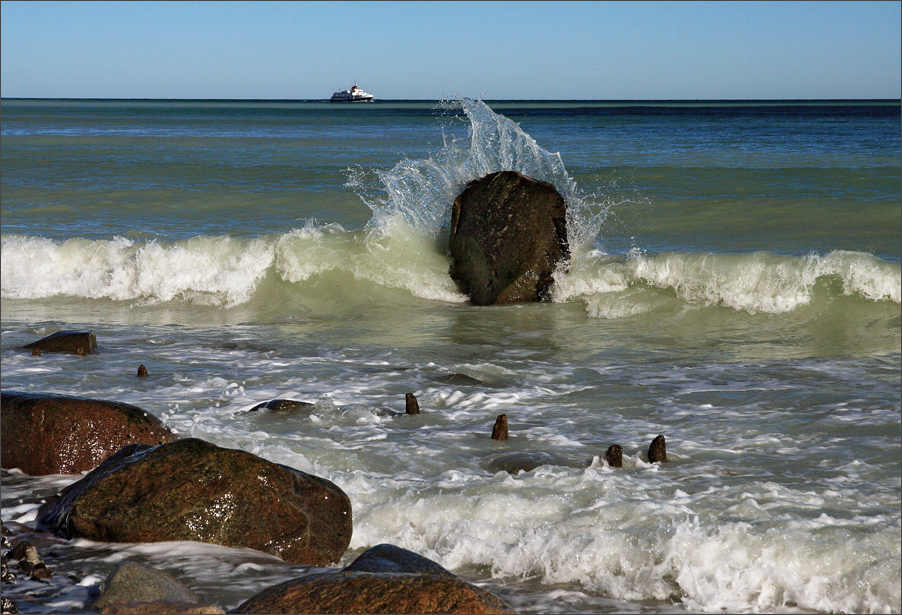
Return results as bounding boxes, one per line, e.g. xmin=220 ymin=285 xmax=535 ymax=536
xmin=1 ymin=98 xmax=900 ymax=613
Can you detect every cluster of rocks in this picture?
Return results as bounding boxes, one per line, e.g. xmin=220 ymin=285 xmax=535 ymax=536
xmin=488 ymin=413 xmax=668 ymax=471
xmin=0 ymin=330 xmax=516 ymax=614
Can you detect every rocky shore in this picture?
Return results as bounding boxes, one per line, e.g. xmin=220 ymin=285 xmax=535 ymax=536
xmin=2 ymin=328 xmax=668 ymax=612
xmin=2 ymin=332 xmax=524 ymax=613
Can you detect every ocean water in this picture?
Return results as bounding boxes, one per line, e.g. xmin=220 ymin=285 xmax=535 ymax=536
xmin=1 ymin=97 xmax=900 ymax=614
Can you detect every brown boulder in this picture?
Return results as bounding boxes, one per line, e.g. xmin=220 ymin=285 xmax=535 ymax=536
xmin=449 ymin=171 xmax=569 ymax=305
xmin=23 ymin=330 xmax=97 ymax=355
xmin=37 ymin=438 xmax=352 ymax=566
xmin=236 ymin=544 xmax=514 ymax=614
xmin=0 ymin=391 xmax=177 ymax=475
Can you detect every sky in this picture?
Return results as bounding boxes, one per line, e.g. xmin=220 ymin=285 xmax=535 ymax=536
xmin=1 ymin=1 xmax=900 ymax=100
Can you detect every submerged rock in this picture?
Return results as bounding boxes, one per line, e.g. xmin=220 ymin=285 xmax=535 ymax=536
xmin=136 ymin=364 xmax=149 ymax=377
xmin=648 ymin=435 xmax=667 ymax=463
xmin=236 ymin=544 xmax=514 ymax=614
xmin=89 ymin=560 xmax=224 ymax=614
xmin=247 ymin=399 xmax=316 ymax=413
xmin=37 ymin=438 xmax=352 ymax=566
xmin=485 ymin=452 xmax=557 ymax=474
xmin=440 ymin=373 xmax=483 ymax=386
xmin=0 ymin=391 xmax=177 ymax=475
xmin=490 ymin=414 xmax=509 ymax=441
xmin=23 ymin=330 xmax=97 ymax=355
xmin=449 ymin=170 xmax=569 ymax=305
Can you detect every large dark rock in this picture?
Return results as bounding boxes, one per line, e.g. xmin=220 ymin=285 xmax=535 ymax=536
xmin=37 ymin=438 xmax=352 ymax=566
xmin=0 ymin=391 xmax=177 ymax=475
xmin=23 ymin=330 xmax=96 ymax=355
xmin=449 ymin=171 xmax=569 ymax=305
xmin=236 ymin=544 xmax=514 ymax=614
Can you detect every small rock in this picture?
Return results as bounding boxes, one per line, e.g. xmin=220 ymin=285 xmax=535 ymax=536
xmin=247 ymin=399 xmax=316 ymax=413
xmin=648 ymin=435 xmax=667 ymax=463
xmin=23 ymin=330 xmax=97 ymax=355
xmin=485 ymin=452 xmax=557 ymax=474
xmin=440 ymin=374 xmax=483 ymax=386
xmin=490 ymin=414 xmax=508 ymax=441
xmin=31 ymin=348 xmax=41 ymax=357
xmin=136 ymin=365 xmax=149 ymax=377
xmin=344 ymin=544 xmax=455 ymax=577
xmin=605 ymin=444 xmax=623 ymax=468
xmin=89 ymin=561 xmax=202 ymax=612
xmin=97 ymin=600 xmax=225 ymax=614
xmin=29 ymin=562 xmax=51 ymax=580
xmin=8 ymin=541 xmax=35 ymax=562
xmin=1 ymin=556 xmax=15 ymax=585
xmin=405 ymin=393 xmax=420 ymax=415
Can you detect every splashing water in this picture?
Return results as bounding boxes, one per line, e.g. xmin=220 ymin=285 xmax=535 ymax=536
xmin=347 ymin=97 xmax=608 ymax=250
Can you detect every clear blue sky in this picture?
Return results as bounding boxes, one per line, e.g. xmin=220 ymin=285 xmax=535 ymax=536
xmin=2 ymin=1 xmax=900 ymax=100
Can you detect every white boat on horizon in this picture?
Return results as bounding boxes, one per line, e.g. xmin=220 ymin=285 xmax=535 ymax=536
xmin=330 ymin=82 xmax=374 ymax=102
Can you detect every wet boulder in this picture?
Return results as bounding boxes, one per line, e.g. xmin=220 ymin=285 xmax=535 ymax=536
xmin=37 ymin=438 xmax=352 ymax=566
xmin=449 ymin=171 xmax=569 ymax=305
xmin=236 ymin=544 xmax=514 ymax=614
xmin=23 ymin=330 xmax=97 ymax=355
xmin=0 ymin=391 xmax=177 ymax=475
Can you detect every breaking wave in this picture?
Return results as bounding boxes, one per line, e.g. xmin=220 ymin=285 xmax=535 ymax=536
xmin=2 ymin=231 xmax=899 ymax=318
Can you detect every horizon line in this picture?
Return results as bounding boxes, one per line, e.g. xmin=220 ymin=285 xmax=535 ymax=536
xmin=2 ymin=96 xmax=900 ymax=103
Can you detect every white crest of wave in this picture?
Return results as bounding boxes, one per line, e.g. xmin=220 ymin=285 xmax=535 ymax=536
xmin=348 ymin=97 xmax=606 ymax=249
xmin=1 ymin=223 xmax=467 ymax=305
xmin=1 ymin=234 xmax=273 ymax=306
xmin=554 ymin=248 xmax=901 ymax=316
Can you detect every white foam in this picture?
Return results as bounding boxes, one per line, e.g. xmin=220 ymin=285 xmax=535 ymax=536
xmin=555 ymin=247 xmax=901 ymax=317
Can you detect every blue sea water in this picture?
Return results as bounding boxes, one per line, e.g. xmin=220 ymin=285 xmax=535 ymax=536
xmin=1 ymin=97 xmax=900 ymax=613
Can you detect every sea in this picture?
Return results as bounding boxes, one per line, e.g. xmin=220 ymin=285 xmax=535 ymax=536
xmin=1 ymin=97 xmax=900 ymax=614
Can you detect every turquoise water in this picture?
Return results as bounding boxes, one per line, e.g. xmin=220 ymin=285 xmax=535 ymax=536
xmin=1 ymin=98 xmax=900 ymax=613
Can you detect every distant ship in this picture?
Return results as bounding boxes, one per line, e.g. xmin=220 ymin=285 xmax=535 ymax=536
xmin=330 ymin=82 xmax=374 ymax=102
